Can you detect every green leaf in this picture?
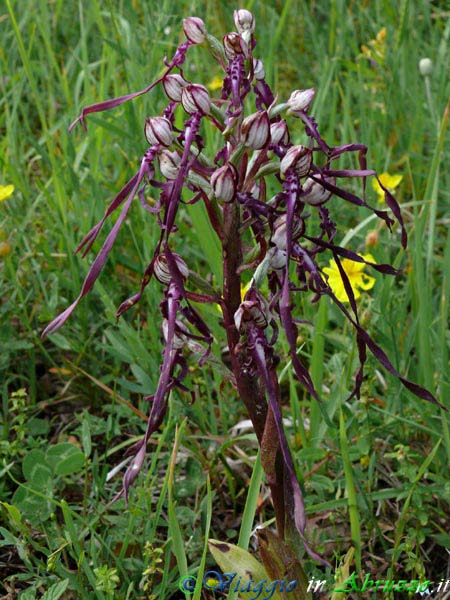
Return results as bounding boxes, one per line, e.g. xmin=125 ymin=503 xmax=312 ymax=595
xmin=130 ymin=363 xmax=154 ymax=390
xmin=12 ymin=487 xmax=53 ymax=524
xmin=41 ymin=579 xmax=69 ymax=600
xmin=22 ymin=450 xmax=52 ymax=485
xmin=0 ymin=526 xmax=30 ymax=563
xmin=256 ymin=529 xmax=312 ymax=600
xmin=432 ymin=534 xmax=450 ymax=548
xmin=208 ymin=539 xmax=284 ymax=600
xmin=18 ymin=589 xmax=36 ymax=600
xmin=27 ymin=418 xmax=51 ymax=436
xmin=55 ymin=452 xmax=85 ymax=476
xmin=331 ymin=547 xmax=355 ymax=600
xmin=0 ymin=525 xmax=20 ymax=546
xmin=0 ymin=501 xmax=24 ymax=531
xmin=81 ymin=418 xmax=92 ymax=458
xmin=46 ymin=332 xmax=72 ymax=350
xmin=46 ymin=443 xmax=85 ymax=475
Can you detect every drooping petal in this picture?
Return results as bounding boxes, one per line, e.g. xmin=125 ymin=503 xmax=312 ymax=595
xmin=248 ymin=327 xmax=331 ymax=567
xmin=42 ymin=155 xmax=149 ymax=337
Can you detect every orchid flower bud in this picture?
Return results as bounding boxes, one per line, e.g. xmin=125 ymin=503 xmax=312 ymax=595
xmin=223 ymin=32 xmax=248 ymax=59
xmin=162 ymin=73 xmax=187 ymax=102
xmin=181 ymin=83 xmax=211 ymax=115
xmin=241 ymin=110 xmax=270 ymax=150
xmin=271 ymin=214 xmax=303 ymax=250
xmin=267 ymin=246 xmax=287 ymax=271
xmin=144 ymin=116 xmax=173 ymax=147
xmin=253 ymin=59 xmax=265 ymax=81
xmin=182 ymin=17 xmax=206 ymax=44
xmin=270 ymin=120 xmax=289 ymax=145
xmin=302 ymin=175 xmax=335 ymax=206
xmin=287 ymin=88 xmax=315 ymax=114
xmin=234 ymin=289 xmax=270 ymax=331
xmin=234 ymin=9 xmax=255 ymax=40
xmin=280 ymin=145 xmax=312 ymax=178
xmin=159 ymin=149 xmax=181 ymax=180
xmin=154 ymin=253 xmax=189 ymax=285
xmin=211 ymin=163 xmax=238 ymax=203
xmin=162 ymin=318 xmax=189 ymax=349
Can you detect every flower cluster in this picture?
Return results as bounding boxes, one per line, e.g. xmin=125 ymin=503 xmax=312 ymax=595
xmin=43 ymin=10 xmax=439 ymax=564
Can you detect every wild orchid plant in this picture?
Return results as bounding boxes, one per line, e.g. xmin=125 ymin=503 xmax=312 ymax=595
xmin=43 ymin=10 xmax=439 ymax=565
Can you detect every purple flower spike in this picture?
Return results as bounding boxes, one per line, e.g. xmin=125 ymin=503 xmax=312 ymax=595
xmin=47 ymin=9 xmax=442 ymax=570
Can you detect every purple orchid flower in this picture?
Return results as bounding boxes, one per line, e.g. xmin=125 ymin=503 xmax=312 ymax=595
xmin=43 ymin=10 xmax=443 ymax=567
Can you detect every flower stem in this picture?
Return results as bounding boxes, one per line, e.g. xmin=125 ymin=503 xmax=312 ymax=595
xmin=221 ymin=201 xmax=286 ymax=536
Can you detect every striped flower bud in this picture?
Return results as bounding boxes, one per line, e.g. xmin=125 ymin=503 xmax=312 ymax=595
xmin=211 ymin=163 xmax=238 ymax=203
xmin=241 ymin=110 xmax=270 ymax=150
xmin=162 ymin=74 xmax=187 ymax=102
xmin=159 ymin=149 xmax=181 ymax=180
xmin=253 ymin=59 xmax=265 ymax=81
xmin=271 ymin=214 xmax=303 ymax=250
xmin=287 ymin=88 xmax=315 ymax=114
xmin=162 ymin=319 xmax=189 ymax=349
xmin=144 ymin=117 xmax=173 ymax=147
xmin=154 ymin=253 xmax=189 ymax=285
xmin=270 ymin=120 xmax=289 ymax=145
xmin=223 ymin=32 xmax=248 ymax=59
xmin=182 ymin=17 xmax=206 ymax=44
xmin=302 ymin=175 xmax=335 ymax=206
xmin=280 ymin=145 xmax=312 ymax=178
xmin=234 ymin=290 xmax=270 ymax=331
xmin=181 ymin=83 xmax=211 ymax=115
xmin=234 ymin=9 xmax=255 ymax=36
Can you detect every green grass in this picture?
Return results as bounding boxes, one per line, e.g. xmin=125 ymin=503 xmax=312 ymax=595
xmin=0 ymin=1 xmax=449 ymax=598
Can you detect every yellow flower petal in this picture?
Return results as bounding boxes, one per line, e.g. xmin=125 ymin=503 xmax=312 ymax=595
xmin=322 ymin=254 xmax=376 ymax=303
xmin=355 ymin=272 xmax=376 ymax=291
xmin=376 ymin=27 xmax=387 ymax=43
xmin=379 ymin=173 xmax=403 ymax=189
xmin=207 ymin=75 xmax=223 ymax=91
xmin=0 ymin=184 xmax=14 ymax=203
xmin=372 ymin=173 xmax=402 ymax=203
xmin=216 ymin=281 xmax=250 ymax=314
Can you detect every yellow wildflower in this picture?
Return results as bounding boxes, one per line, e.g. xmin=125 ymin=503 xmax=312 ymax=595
xmin=0 ymin=184 xmax=14 ymax=203
xmin=323 ymin=254 xmax=376 ymax=303
xmin=360 ymin=455 xmax=370 ymax=469
xmin=207 ymin=75 xmax=223 ymax=91
xmin=372 ymin=173 xmax=402 ymax=203
xmin=205 ymin=576 xmax=221 ymax=588
xmin=360 ymin=27 xmax=387 ymax=65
